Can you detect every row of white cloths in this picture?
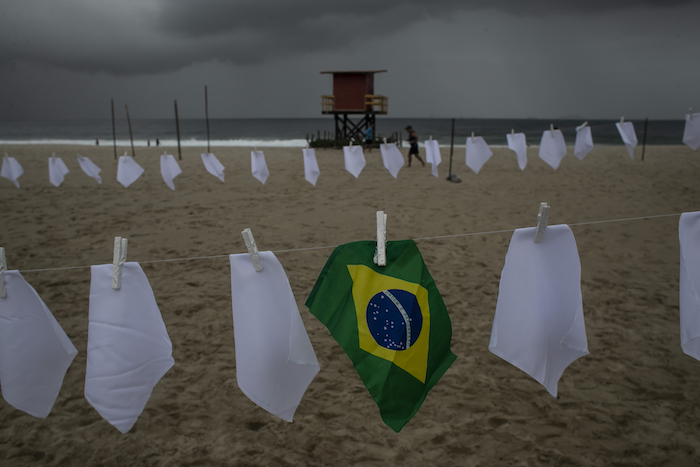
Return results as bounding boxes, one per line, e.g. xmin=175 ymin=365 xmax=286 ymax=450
xmin=0 ymin=252 xmax=319 ymax=432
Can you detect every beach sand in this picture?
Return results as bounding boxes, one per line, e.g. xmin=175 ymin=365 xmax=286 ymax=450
xmin=1 ymin=143 xmax=700 ymax=466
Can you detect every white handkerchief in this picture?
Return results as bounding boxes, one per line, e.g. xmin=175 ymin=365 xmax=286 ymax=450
xmin=1 ymin=156 xmax=24 ymax=188
xmin=0 ymin=271 xmax=77 ymax=418
xmin=117 ymin=155 xmax=144 ymax=188
xmin=679 ymin=211 xmax=700 ymax=360
xmin=201 ymin=153 xmax=225 ymax=182
xmin=230 ymin=251 xmax=320 ymax=422
xmin=160 ymin=154 xmax=182 ymax=190
xmin=574 ymin=125 xmax=594 ymax=161
xmin=465 ymin=136 xmax=493 ymax=174
xmin=506 ymin=132 xmax=527 ymax=170
xmin=343 ymin=145 xmax=366 ymax=178
xmin=538 ymin=129 xmax=567 ymax=170
xmin=77 ymin=155 xmax=102 ymax=184
xmin=49 ymin=156 xmax=70 ymax=187
xmin=682 ymin=113 xmax=700 ymax=151
xmin=616 ymin=121 xmax=637 ymax=159
xmin=85 ymin=263 xmax=174 ymax=433
xmin=302 ymin=148 xmax=320 ymax=186
xmin=489 ymin=224 xmax=589 ymax=397
xmin=424 ymin=140 xmax=442 ymax=178
xmin=251 ymin=150 xmax=270 ymax=184
xmin=379 ymin=143 xmax=404 ymax=179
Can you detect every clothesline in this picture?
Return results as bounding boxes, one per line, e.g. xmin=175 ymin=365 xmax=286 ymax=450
xmin=16 ymin=211 xmax=684 ymax=274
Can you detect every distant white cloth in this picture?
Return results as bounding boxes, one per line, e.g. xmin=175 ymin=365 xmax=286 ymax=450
xmin=616 ymin=121 xmax=638 ymax=159
xmin=574 ymin=124 xmax=594 ymax=161
xmin=343 ymin=145 xmax=366 ymax=178
xmin=302 ymin=148 xmax=320 ymax=186
xmin=48 ymin=156 xmax=70 ymax=187
xmin=506 ymin=132 xmax=527 ymax=170
xmin=201 ymin=153 xmax=225 ymax=182
xmin=538 ymin=129 xmax=567 ymax=170
xmin=160 ymin=154 xmax=182 ymax=190
xmin=251 ymin=150 xmax=270 ymax=184
xmin=424 ymin=140 xmax=442 ymax=177
xmin=1 ymin=156 xmax=24 ymax=188
xmin=465 ymin=136 xmax=493 ymax=174
xmin=230 ymin=251 xmax=320 ymax=422
xmin=679 ymin=211 xmax=700 ymax=360
xmin=682 ymin=113 xmax=700 ymax=151
xmin=77 ymin=155 xmax=102 ymax=184
xmin=379 ymin=143 xmax=404 ymax=179
xmin=489 ymin=224 xmax=589 ymax=397
xmin=117 ymin=155 xmax=144 ymax=188
xmin=85 ymin=263 xmax=174 ymax=433
xmin=0 ymin=271 xmax=77 ymax=418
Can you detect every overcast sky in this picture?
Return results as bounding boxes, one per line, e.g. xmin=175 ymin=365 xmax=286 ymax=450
xmin=0 ymin=0 xmax=698 ymax=120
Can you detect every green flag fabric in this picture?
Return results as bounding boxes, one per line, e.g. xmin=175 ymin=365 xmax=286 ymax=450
xmin=306 ymin=240 xmax=457 ymax=432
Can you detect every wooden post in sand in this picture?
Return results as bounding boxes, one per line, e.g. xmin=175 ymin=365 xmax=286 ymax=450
xmin=124 ymin=104 xmax=136 ymax=158
xmin=448 ymin=118 xmax=455 ymax=179
xmin=205 ymin=85 xmax=211 ymax=153
xmin=111 ymin=98 xmax=117 ymax=160
xmin=174 ymin=100 xmax=182 ymax=161
xmin=641 ymin=117 xmax=648 ymax=162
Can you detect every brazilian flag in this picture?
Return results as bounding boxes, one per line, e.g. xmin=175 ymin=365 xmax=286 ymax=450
xmin=306 ymin=240 xmax=456 ymax=432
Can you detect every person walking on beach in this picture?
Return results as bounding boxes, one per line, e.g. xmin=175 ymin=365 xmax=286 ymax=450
xmin=364 ymin=125 xmax=374 ymax=153
xmin=405 ymin=126 xmax=425 ymax=167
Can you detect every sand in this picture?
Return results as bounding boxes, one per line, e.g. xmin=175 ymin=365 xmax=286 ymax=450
xmin=1 ymin=143 xmax=700 ymax=466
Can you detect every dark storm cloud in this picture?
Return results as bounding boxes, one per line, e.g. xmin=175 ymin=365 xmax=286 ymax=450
xmin=0 ymin=0 xmax=696 ymax=76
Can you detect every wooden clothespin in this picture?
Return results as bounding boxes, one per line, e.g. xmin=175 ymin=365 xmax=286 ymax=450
xmin=620 ymin=116 xmax=625 ymax=123
xmin=689 ymin=108 xmax=693 ymax=120
xmin=0 ymin=247 xmax=7 ymax=298
xmin=241 ymin=228 xmax=263 ymax=272
xmin=535 ymin=202 xmax=550 ymax=243
xmin=112 ymin=236 xmax=128 ymax=290
xmin=550 ymin=124 xmax=555 ymax=136
xmin=471 ymin=131 xmax=475 ymax=140
xmin=511 ymin=129 xmax=515 ymax=135
xmin=349 ymin=140 xmax=353 ymax=147
xmin=429 ymin=135 xmax=433 ymax=140
xmin=383 ymin=137 xmax=388 ymax=144
xmin=374 ymin=211 xmax=387 ymax=267
xmin=581 ymin=121 xmax=588 ymax=128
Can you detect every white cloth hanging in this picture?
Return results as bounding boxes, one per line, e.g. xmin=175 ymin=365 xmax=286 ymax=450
xmin=77 ymin=155 xmax=102 ymax=184
xmin=379 ymin=143 xmax=404 ymax=179
xmin=343 ymin=145 xmax=366 ymax=178
xmin=117 ymin=155 xmax=144 ymax=188
xmin=489 ymin=224 xmax=589 ymax=397
xmin=574 ymin=125 xmax=594 ymax=161
xmin=85 ymin=263 xmax=174 ymax=433
xmin=0 ymin=271 xmax=78 ymax=418
xmin=251 ymin=150 xmax=270 ymax=184
xmin=230 ymin=251 xmax=320 ymax=422
xmin=48 ymin=156 xmax=70 ymax=187
xmin=538 ymin=129 xmax=567 ymax=170
xmin=682 ymin=113 xmax=700 ymax=151
xmin=465 ymin=136 xmax=493 ymax=174
xmin=424 ymin=140 xmax=442 ymax=178
xmin=679 ymin=211 xmax=700 ymax=360
xmin=160 ymin=154 xmax=182 ymax=190
xmin=302 ymin=148 xmax=320 ymax=186
xmin=616 ymin=121 xmax=638 ymax=159
xmin=1 ymin=156 xmax=24 ymax=188
xmin=506 ymin=132 xmax=527 ymax=170
xmin=201 ymin=153 xmax=225 ymax=182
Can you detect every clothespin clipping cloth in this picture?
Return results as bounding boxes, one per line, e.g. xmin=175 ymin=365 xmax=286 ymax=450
xmin=48 ymin=154 xmax=70 ymax=187
xmin=302 ymin=148 xmax=320 ymax=186
xmin=1 ymin=155 xmax=24 ymax=188
xmin=229 ymin=250 xmax=320 ymax=421
xmin=466 ymin=135 xmax=493 ymax=174
xmin=160 ymin=154 xmax=182 ymax=190
xmin=425 ymin=140 xmax=442 ymax=178
xmin=0 ymin=249 xmax=78 ymax=418
xmin=683 ymin=111 xmax=700 ymax=151
xmin=615 ymin=118 xmax=638 ymax=159
xmin=201 ymin=153 xmax=225 ymax=182
xmin=77 ymin=155 xmax=103 ymax=184
xmin=506 ymin=132 xmax=527 ymax=171
xmin=251 ymin=150 xmax=270 ymax=185
xmin=117 ymin=153 xmax=145 ymax=188
xmin=489 ymin=222 xmax=588 ymax=397
xmin=343 ymin=144 xmax=366 ymax=178
xmin=242 ymin=228 xmax=263 ymax=272
xmin=379 ymin=143 xmax=404 ymax=179
xmin=538 ymin=127 xmax=567 ymax=170
xmin=574 ymin=122 xmax=594 ymax=161
xmin=373 ymin=211 xmax=387 ymax=266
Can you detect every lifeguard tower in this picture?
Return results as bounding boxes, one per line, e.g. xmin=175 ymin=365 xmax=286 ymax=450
xmin=321 ymin=70 xmax=388 ymax=144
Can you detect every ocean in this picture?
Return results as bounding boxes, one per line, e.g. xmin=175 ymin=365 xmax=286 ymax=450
xmin=0 ymin=117 xmax=687 ymax=147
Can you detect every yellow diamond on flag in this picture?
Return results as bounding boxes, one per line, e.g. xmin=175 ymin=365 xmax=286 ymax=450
xmin=347 ymin=264 xmax=430 ymax=383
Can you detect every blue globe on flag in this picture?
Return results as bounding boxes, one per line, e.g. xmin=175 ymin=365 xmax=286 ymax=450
xmin=366 ymin=289 xmax=423 ymax=350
